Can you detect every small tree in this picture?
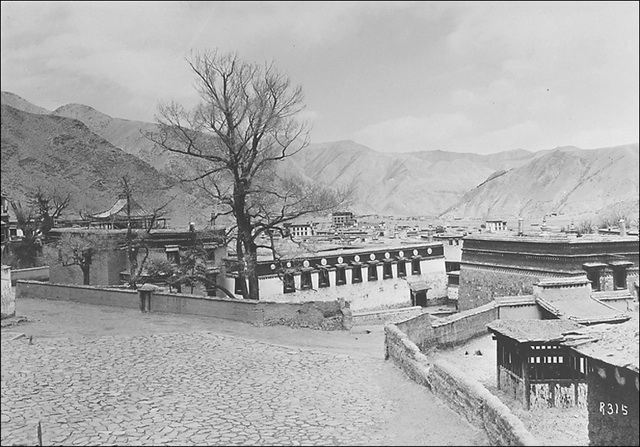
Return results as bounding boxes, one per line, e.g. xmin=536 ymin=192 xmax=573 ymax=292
xmin=146 ymin=49 xmax=350 ymax=300
xmin=120 ymin=176 xmax=171 ymax=290
xmin=56 ymin=232 xmax=112 ymax=285
xmin=4 ymin=202 xmax=43 ymax=268
xmin=577 ymin=219 xmax=595 ymax=235
xmin=27 ymin=186 xmax=71 ymax=238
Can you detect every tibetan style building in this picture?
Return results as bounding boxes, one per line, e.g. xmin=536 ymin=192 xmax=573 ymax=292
xmin=459 ymin=233 xmax=639 ymax=311
xmin=220 ymin=242 xmax=447 ymax=312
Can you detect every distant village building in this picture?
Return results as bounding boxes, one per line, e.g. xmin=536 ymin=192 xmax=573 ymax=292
xmin=284 ymin=222 xmax=314 ymax=239
xmin=485 ymin=218 xmax=508 ymax=233
xmin=561 ymin=317 xmax=639 ymax=446
xmin=332 ymin=211 xmax=356 ymax=227
xmin=220 ymin=242 xmax=447 ymax=312
xmin=458 ymin=233 xmax=639 ymax=311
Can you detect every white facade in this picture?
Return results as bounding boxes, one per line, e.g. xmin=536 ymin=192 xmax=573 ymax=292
xmin=220 ymin=243 xmax=447 ymax=312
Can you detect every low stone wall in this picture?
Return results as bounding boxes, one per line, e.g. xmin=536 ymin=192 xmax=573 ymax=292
xmin=150 ymin=291 xmax=263 ymax=325
xmin=10 ymin=266 xmax=50 ymax=285
xmin=15 ymin=280 xmax=350 ymax=330
xmin=352 ymin=306 xmax=423 ymax=326
xmin=395 ymin=301 xmax=498 ymax=351
xmin=385 ymin=324 xmax=538 ymax=446
xmin=17 ymin=280 xmax=139 ymax=309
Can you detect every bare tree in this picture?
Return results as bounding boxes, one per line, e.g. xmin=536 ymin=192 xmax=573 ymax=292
xmin=27 ymin=186 xmax=71 ymax=238
xmin=146 ymin=50 xmax=350 ymax=300
xmin=120 ymin=176 xmax=171 ymax=290
xmin=56 ymin=232 xmax=112 ymax=285
xmin=3 ymin=202 xmax=43 ymax=268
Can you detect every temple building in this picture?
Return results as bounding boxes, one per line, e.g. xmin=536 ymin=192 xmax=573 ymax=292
xmin=458 ymin=232 xmax=639 ymax=311
xmin=220 ymin=242 xmax=447 ymax=312
xmin=86 ymin=194 xmax=167 ymax=230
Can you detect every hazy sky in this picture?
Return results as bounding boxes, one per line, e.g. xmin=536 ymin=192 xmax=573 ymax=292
xmin=1 ymin=1 xmax=638 ymax=154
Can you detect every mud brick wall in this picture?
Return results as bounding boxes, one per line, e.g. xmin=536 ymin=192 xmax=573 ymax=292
xmin=586 ymin=360 xmax=639 ymax=446
xmin=16 ymin=281 xmax=352 ymax=330
xmin=351 ymin=306 xmax=423 ymax=326
xmin=259 ymin=300 xmax=348 ymax=330
xmin=9 ymin=266 xmax=49 ymax=285
xmin=395 ymin=312 xmax=436 ymax=352
xmin=499 ymin=368 xmax=526 ymax=404
xmin=458 ymin=267 xmax=543 ymax=311
xmin=17 ymin=280 xmax=139 ymax=309
xmin=394 ymin=302 xmax=498 ymax=351
xmin=431 ymin=302 xmax=498 ymax=348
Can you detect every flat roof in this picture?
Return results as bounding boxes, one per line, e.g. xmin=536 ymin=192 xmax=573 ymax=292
xmin=536 ymin=296 xmax=631 ymax=325
xmin=487 ymin=319 xmax=583 ymax=343
xmin=561 ymin=316 xmax=639 ymax=373
xmin=465 ymin=233 xmax=639 ymax=244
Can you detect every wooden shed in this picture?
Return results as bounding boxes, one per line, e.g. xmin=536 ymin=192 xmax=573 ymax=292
xmin=487 ymin=319 xmax=587 ymax=410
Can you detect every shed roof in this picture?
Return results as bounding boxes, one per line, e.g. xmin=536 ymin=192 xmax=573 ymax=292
xmin=487 ymin=319 xmax=583 ymax=343
xmin=408 ymin=281 xmax=430 ymax=292
xmin=536 ymin=296 xmax=631 ymax=325
xmin=561 ymin=315 xmax=639 ymax=373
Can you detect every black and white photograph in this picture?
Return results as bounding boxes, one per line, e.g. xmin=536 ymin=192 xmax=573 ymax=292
xmin=1 ymin=2 xmax=638 ymax=446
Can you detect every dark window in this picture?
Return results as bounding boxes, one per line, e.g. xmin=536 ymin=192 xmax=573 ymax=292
xmin=613 ymin=268 xmax=627 ymax=290
xmin=585 ymin=268 xmax=600 ymax=291
xmin=352 ymin=265 xmax=362 ymax=283
xmin=397 ymin=260 xmax=407 ymax=278
xmin=318 ymin=269 xmax=330 ymax=288
xmin=167 ymin=251 xmax=180 ymax=265
xmin=448 ymin=274 xmax=459 ymax=286
xmin=283 ymin=273 xmax=295 ymax=293
xmin=301 ymin=270 xmax=313 ymax=290
xmin=336 ymin=267 xmax=346 ymax=285
xmin=383 ymin=262 xmax=393 ymax=279
xmin=411 ymin=258 xmax=421 ymax=275
xmin=368 ymin=264 xmax=378 ymax=281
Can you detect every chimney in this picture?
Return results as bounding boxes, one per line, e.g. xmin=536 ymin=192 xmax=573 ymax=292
xmin=619 ymin=218 xmax=627 ymax=237
xmin=517 ymin=217 xmax=524 ymax=236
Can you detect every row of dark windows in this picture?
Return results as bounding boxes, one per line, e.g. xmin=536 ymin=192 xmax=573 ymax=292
xmin=281 ymin=259 xmax=422 ymax=293
xmin=584 ymin=266 xmax=628 ymax=291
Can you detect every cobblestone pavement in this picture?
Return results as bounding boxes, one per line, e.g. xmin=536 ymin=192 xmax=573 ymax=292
xmin=1 ymin=300 xmax=487 ymax=446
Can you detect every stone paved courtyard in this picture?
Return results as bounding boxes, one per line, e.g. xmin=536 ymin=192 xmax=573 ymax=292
xmin=1 ymin=299 xmax=488 ymax=446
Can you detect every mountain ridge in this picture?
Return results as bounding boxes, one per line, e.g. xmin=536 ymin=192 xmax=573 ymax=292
xmin=2 ymin=91 xmax=638 ymax=221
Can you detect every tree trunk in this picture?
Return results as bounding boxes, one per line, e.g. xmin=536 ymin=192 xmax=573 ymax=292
xmin=128 ymin=248 xmax=138 ymax=290
xmin=81 ymin=265 xmax=90 ymax=285
xmin=245 ymin=244 xmax=260 ymax=300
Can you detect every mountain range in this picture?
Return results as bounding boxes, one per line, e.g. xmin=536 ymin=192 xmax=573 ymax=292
xmin=2 ymin=91 xmax=638 ymax=225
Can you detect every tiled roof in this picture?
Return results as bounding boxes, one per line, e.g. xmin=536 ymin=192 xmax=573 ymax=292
xmin=90 ymin=198 xmax=151 ymax=220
